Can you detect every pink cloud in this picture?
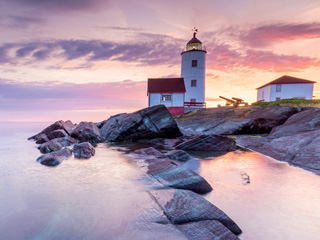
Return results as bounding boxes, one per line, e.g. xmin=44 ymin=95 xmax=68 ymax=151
xmin=242 ymin=22 xmax=320 ymax=47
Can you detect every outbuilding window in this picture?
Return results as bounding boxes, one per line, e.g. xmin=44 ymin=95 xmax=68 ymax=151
xmin=161 ymin=94 xmax=172 ymax=102
xmin=276 ymin=97 xmax=281 ymax=101
xmin=276 ymin=84 xmax=281 ymax=92
xmin=191 ymin=60 xmax=197 ymax=67
xmin=190 ymin=98 xmax=196 ymax=103
xmin=191 ymin=80 xmax=197 ymax=87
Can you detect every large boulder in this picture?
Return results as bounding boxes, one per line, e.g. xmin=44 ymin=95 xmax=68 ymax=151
xmin=36 ymin=148 xmax=72 ymax=166
xmin=35 ymin=134 xmax=49 ymax=144
xmin=149 ymin=189 xmax=241 ymax=237
xmin=145 ymin=158 xmax=212 ymax=194
xmin=47 ymin=129 xmax=68 ymax=140
xmin=73 ymin=142 xmax=95 ymax=159
xmin=175 ymin=134 xmax=236 ymax=152
xmin=70 ymin=122 xmax=104 ymax=144
xmin=28 ymin=120 xmax=75 ymax=140
xmin=100 ymin=105 xmax=182 ymax=142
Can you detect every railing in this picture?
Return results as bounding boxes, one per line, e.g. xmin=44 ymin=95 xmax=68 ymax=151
xmin=182 ymin=44 xmax=207 ymax=53
xmin=184 ymin=102 xmax=206 ymax=108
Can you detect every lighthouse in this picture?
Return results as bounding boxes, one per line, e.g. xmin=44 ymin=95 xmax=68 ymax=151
xmin=181 ymin=28 xmax=206 ymax=107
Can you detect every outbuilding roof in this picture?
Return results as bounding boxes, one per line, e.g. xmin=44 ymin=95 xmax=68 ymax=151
xmin=257 ymin=75 xmax=316 ymax=89
xmin=148 ymin=78 xmax=186 ymax=93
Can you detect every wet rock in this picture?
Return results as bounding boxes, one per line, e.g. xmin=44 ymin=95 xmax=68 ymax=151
xmin=35 ymin=134 xmax=49 ymax=144
xmin=70 ymin=122 xmax=104 ymax=144
xmin=133 ymin=147 xmax=166 ymax=158
xmin=146 ymin=158 xmax=212 ymax=194
xmin=38 ymin=137 xmax=78 ymax=154
xmin=255 ymin=130 xmax=320 ymax=175
xmin=175 ymin=134 xmax=236 ymax=152
xmin=176 ymin=220 xmax=240 ymax=240
xmin=73 ymin=142 xmax=95 ymax=159
xmin=37 ymin=148 xmax=72 ymax=166
xmin=39 ymin=140 xmax=63 ymax=154
xmin=28 ymin=120 xmax=75 ymax=140
xmin=166 ymin=150 xmax=192 ymax=162
xmin=100 ymin=105 xmax=182 ymax=142
xmin=149 ymin=189 xmax=242 ymax=236
xmin=47 ymin=129 xmax=68 ymax=140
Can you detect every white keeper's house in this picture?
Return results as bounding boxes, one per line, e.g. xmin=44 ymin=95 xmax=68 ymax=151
xmin=257 ymin=75 xmax=316 ymax=102
xmin=147 ymin=29 xmax=207 ymax=115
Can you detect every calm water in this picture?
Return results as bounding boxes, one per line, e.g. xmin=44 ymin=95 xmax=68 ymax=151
xmin=0 ymin=122 xmax=319 ymax=240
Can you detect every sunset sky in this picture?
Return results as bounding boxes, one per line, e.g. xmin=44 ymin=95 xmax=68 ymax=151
xmin=1 ymin=0 xmax=320 ymax=122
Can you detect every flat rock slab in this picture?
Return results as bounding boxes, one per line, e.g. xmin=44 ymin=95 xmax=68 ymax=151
xmin=73 ymin=142 xmax=95 ymax=159
xmin=149 ymin=189 xmax=241 ymax=236
xmin=146 ymin=158 xmax=212 ymax=194
xmin=133 ymin=147 xmax=166 ymax=159
xmin=166 ymin=150 xmax=192 ymax=162
xmin=176 ymin=135 xmax=236 ymax=152
xmin=36 ymin=148 xmax=72 ymax=166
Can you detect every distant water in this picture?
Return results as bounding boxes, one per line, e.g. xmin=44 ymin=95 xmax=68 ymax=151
xmin=0 ymin=122 xmax=319 ymax=240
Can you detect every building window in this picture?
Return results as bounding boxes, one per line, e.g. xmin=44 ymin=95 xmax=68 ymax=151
xmin=276 ymin=84 xmax=281 ymax=92
xmin=191 ymin=80 xmax=197 ymax=87
xmin=191 ymin=60 xmax=197 ymax=67
xmin=276 ymin=97 xmax=281 ymax=101
xmin=190 ymin=98 xmax=196 ymax=103
xmin=161 ymin=94 xmax=172 ymax=102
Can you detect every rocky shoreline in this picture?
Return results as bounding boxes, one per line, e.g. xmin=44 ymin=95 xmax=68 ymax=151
xmin=28 ymin=104 xmax=242 ymax=239
xmin=176 ymin=105 xmax=320 ymax=175
xmin=28 ymin=104 xmax=319 ymax=239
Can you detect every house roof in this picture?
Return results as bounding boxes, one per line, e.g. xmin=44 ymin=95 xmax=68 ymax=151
xmin=257 ymin=75 xmax=316 ymax=89
xmin=148 ymin=78 xmax=186 ymax=93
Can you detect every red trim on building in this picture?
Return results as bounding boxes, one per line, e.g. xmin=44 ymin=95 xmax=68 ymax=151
xmin=148 ymin=78 xmax=186 ymax=93
xmin=167 ymin=107 xmax=184 ymax=116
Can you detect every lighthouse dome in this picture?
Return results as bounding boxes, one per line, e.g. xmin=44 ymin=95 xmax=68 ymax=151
xmin=182 ymin=31 xmax=206 ymax=53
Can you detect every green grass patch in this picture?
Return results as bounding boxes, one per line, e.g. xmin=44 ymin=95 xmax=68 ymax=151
xmin=252 ymin=99 xmax=320 ymax=108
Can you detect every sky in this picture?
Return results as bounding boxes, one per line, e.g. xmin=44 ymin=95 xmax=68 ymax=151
xmin=1 ymin=0 xmax=320 ymax=122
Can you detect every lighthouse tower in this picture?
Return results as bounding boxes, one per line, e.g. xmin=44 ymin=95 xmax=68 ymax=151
xmin=181 ymin=28 xmax=206 ymax=107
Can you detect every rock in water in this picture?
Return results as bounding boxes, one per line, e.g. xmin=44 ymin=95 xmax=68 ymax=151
xmin=100 ymin=105 xmax=182 ymax=142
xmin=47 ymin=129 xmax=68 ymax=140
xmin=37 ymin=148 xmax=72 ymax=166
xmin=133 ymin=147 xmax=166 ymax=158
xmin=73 ymin=142 xmax=95 ymax=159
xmin=146 ymin=158 xmax=212 ymax=194
xmin=175 ymin=134 xmax=236 ymax=151
xmin=149 ymin=189 xmax=242 ymax=237
xmin=28 ymin=120 xmax=75 ymax=140
xmin=166 ymin=150 xmax=192 ymax=162
xmin=70 ymin=122 xmax=104 ymax=144
xmin=38 ymin=137 xmax=78 ymax=154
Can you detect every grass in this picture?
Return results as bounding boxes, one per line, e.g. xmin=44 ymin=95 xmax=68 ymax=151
xmin=252 ymin=99 xmax=320 ymax=108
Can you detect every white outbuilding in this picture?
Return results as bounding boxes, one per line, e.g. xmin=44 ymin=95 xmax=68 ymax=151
xmin=148 ymin=78 xmax=186 ymax=115
xmin=257 ymin=75 xmax=316 ymax=102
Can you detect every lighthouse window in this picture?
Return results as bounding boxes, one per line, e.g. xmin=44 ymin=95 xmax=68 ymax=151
xmin=191 ymin=60 xmax=198 ymax=67
xmin=276 ymin=84 xmax=281 ymax=92
xmin=191 ymin=80 xmax=197 ymax=87
xmin=161 ymin=94 xmax=172 ymax=102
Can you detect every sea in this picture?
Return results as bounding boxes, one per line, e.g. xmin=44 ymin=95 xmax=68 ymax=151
xmin=0 ymin=122 xmax=319 ymax=240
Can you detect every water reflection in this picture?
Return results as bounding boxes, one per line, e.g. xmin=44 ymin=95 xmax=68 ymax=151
xmin=199 ymin=151 xmax=320 ymax=240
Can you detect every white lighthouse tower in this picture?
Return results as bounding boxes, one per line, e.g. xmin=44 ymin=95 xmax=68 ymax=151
xmin=181 ymin=28 xmax=206 ymax=107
